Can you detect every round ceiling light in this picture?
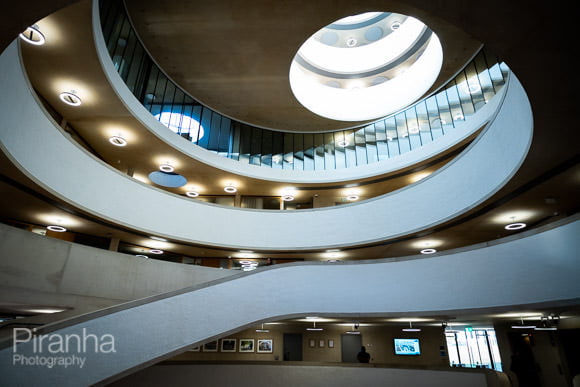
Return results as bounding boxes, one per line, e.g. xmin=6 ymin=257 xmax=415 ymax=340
xmin=505 ymin=222 xmax=527 ymax=230
xmin=109 ymin=135 xmax=127 ymax=147
xmin=159 ymin=163 xmax=174 ymax=173
xmin=59 ymin=91 xmax=82 ymax=106
xmin=282 ymin=194 xmax=294 ymax=201
xmin=346 ymin=194 xmax=359 ymax=201
xmin=46 ymin=225 xmax=67 ymax=232
xmin=224 ymin=185 xmax=237 ymax=193
xmin=135 ymin=255 xmax=149 ymax=259
xmin=19 ymin=25 xmax=46 ymax=46
xmin=149 ymin=249 xmax=164 ymax=255
xmin=186 ymin=191 xmax=199 ymax=198
xmin=289 ymin=12 xmax=443 ymax=121
xmin=420 ymin=248 xmax=437 ymax=254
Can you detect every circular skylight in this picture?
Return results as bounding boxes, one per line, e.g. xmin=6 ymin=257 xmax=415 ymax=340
xmin=154 ymin=112 xmax=205 ymax=141
xmin=148 ymin=171 xmax=187 ymax=188
xmin=289 ymin=12 xmax=443 ymax=121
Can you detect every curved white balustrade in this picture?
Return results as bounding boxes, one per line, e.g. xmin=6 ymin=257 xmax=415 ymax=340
xmin=0 ymin=39 xmax=531 ymax=251
xmin=92 ymin=0 xmax=503 ymax=184
xmin=0 ymin=217 xmax=578 ymax=385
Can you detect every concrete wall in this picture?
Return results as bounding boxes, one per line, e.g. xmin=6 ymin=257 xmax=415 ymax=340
xmin=0 ymin=223 xmax=234 ymax=320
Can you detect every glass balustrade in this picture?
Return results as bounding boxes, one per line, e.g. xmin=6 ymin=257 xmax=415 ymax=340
xmin=99 ymin=0 xmax=509 ymax=171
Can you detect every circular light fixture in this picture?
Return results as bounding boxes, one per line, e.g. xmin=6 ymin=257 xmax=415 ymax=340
xmin=135 ymin=255 xmax=148 ymax=259
xmin=390 ymin=21 xmax=401 ymax=30
xmin=282 ymin=194 xmax=294 ymax=201
xmin=46 ymin=225 xmax=67 ymax=232
xmin=19 ymin=25 xmax=46 ymax=46
xmin=108 ymin=135 xmax=127 ymax=147
xmin=224 ymin=185 xmax=237 ymax=193
xmin=420 ymin=248 xmax=437 ymax=254
xmin=149 ymin=249 xmax=164 ymax=255
xmin=346 ymin=194 xmax=359 ymax=201
xmin=59 ymin=91 xmax=82 ymax=106
xmin=505 ymin=222 xmax=527 ymax=230
xmin=186 ymin=191 xmax=199 ymax=198
xmin=159 ymin=163 xmax=174 ymax=173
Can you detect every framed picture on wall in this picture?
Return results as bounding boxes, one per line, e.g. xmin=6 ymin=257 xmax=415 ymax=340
xmin=203 ymin=340 xmax=218 ymax=352
xmin=318 ymin=339 xmax=325 ymax=348
xmin=239 ymin=339 xmax=255 ymax=353
xmin=257 ymin=339 xmax=273 ymax=353
xmin=328 ymin=339 xmax=334 ymax=348
xmin=309 ymin=339 xmax=316 ymax=348
xmin=221 ymin=338 xmax=237 ymax=352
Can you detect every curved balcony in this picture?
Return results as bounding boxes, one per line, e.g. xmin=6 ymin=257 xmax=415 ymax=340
xmin=0 ymin=38 xmax=532 ymax=251
xmin=98 ymin=0 xmax=508 ymax=173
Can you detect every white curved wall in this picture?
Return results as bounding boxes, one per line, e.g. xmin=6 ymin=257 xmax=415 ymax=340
xmin=92 ymin=0 xmax=503 ymax=184
xmin=0 ymin=41 xmax=532 ymax=251
xmin=1 ymin=217 xmax=578 ymax=386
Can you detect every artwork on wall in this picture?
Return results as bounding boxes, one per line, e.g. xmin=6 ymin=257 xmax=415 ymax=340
xmin=328 ymin=339 xmax=334 ymax=348
xmin=221 ymin=338 xmax=237 ymax=352
xmin=239 ymin=339 xmax=255 ymax=353
xmin=309 ymin=339 xmax=316 ymax=348
xmin=257 ymin=339 xmax=273 ymax=353
xmin=203 ymin=340 xmax=218 ymax=352
xmin=318 ymin=339 xmax=325 ymax=348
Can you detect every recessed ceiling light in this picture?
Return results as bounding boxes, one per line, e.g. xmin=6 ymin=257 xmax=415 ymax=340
xmin=59 ymin=91 xmax=82 ymax=106
xmin=19 ymin=25 xmax=46 ymax=45
xmin=46 ymin=225 xmax=67 ymax=232
xmin=224 ymin=185 xmax=237 ymax=193
xmin=390 ymin=21 xmax=401 ymax=30
xmin=282 ymin=194 xmax=294 ymax=201
xmin=109 ymin=135 xmax=127 ymax=147
xmin=505 ymin=222 xmax=526 ymax=230
xmin=420 ymin=248 xmax=437 ymax=254
xmin=186 ymin=191 xmax=199 ymax=198
xmin=135 ymin=255 xmax=148 ymax=259
xmin=159 ymin=163 xmax=174 ymax=173
xmin=149 ymin=249 xmax=163 ymax=254
xmin=346 ymin=194 xmax=359 ymax=201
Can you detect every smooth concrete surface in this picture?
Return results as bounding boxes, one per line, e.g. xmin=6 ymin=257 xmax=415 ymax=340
xmin=93 ymin=0 xmax=500 ymax=185
xmin=0 ymin=223 xmax=234 ymax=317
xmin=111 ymin=363 xmax=509 ymax=387
xmin=0 ymin=217 xmax=578 ymax=385
xmin=0 ymin=40 xmax=532 ymax=251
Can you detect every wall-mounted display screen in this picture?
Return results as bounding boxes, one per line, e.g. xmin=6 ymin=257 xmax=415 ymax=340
xmin=394 ymin=338 xmax=421 ymax=355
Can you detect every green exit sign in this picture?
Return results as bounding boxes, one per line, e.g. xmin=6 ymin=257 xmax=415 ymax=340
xmin=465 ymin=326 xmax=473 ymax=332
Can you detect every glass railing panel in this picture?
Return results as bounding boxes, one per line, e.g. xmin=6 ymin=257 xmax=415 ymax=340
xmin=99 ymin=0 xmax=508 ymax=172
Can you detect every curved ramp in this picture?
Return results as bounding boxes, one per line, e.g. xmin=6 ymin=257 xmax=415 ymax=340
xmin=1 ymin=217 xmax=579 ymax=385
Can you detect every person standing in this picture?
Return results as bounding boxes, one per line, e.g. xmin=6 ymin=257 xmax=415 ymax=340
xmin=357 ymin=346 xmax=371 ymax=363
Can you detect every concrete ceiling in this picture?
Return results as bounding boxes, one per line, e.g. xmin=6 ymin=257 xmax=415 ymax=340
xmin=124 ymin=0 xmax=482 ymax=132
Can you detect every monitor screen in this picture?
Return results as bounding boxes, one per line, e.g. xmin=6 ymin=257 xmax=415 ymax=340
xmin=394 ymin=338 xmax=421 ymax=355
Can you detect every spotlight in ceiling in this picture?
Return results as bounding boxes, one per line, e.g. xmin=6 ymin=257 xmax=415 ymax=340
xmin=59 ymin=91 xmax=82 ymax=106
xmin=159 ymin=163 xmax=174 ymax=173
xmin=135 ymin=255 xmax=149 ymax=259
xmin=19 ymin=25 xmax=46 ymax=46
xmin=186 ymin=191 xmax=199 ymax=198
xmin=224 ymin=185 xmax=237 ymax=193
xmin=346 ymin=194 xmax=359 ymax=201
xmin=282 ymin=194 xmax=294 ymax=201
xmin=149 ymin=249 xmax=164 ymax=255
xmin=109 ymin=135 xmax=127 ymax=147
xmin=505 ymin=222 xmax=527 ymax=230
xmin=420 ymin=248 xmax=437 ymax=254
xmin=46 ymin=225 xmax=67 ymax=232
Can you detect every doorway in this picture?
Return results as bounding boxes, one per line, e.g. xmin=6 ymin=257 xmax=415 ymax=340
xmin=341 ymin=334 xmax=362 ymax=362
xmin=283 ymin=333 xmax=303 ymax=361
